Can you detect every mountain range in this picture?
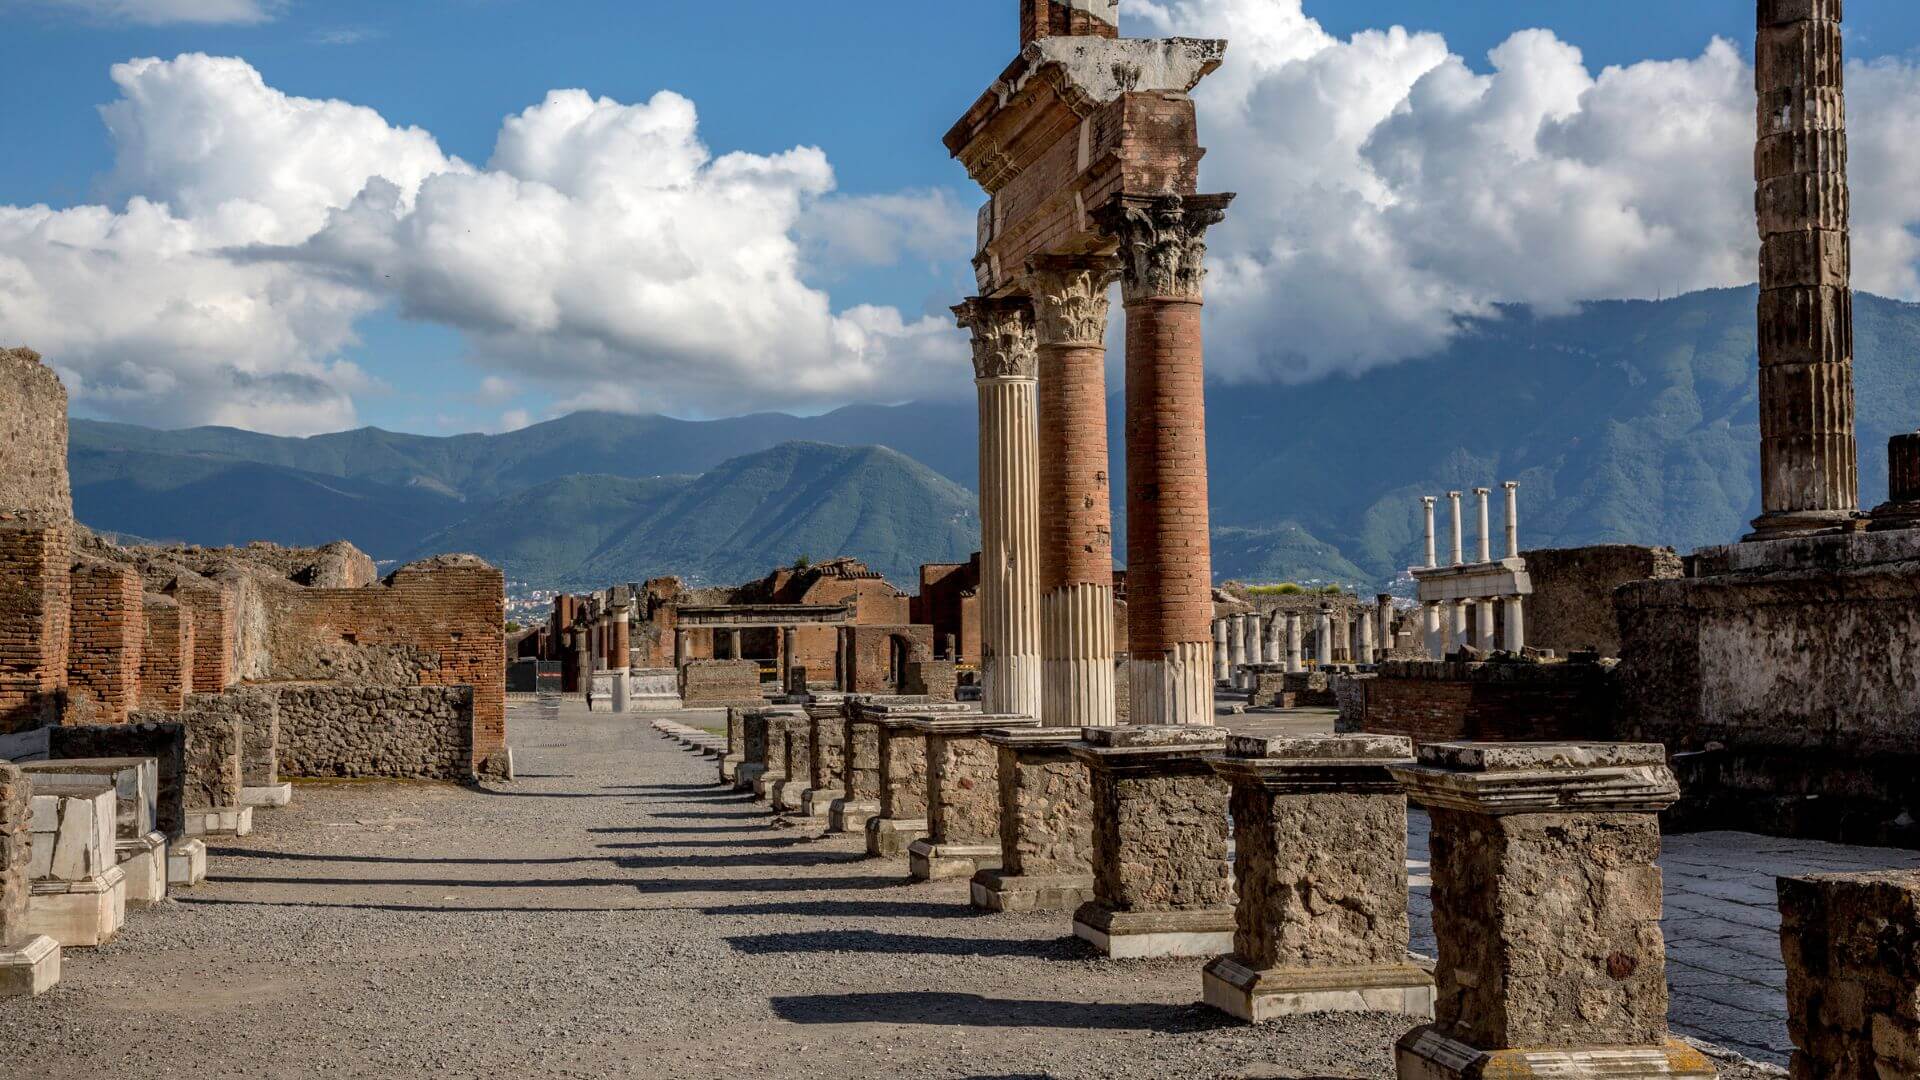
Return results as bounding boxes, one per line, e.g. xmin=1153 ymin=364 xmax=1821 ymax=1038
xmin=68 ymin=286 xmax=1920 ymax=591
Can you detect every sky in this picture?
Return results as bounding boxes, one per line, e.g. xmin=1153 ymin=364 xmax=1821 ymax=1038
xmin=2 ymin=0 xmax=1919 ymax=436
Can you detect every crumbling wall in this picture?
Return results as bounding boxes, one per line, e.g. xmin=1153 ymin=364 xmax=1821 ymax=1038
xmin=1524 ymin=545 xmax=1682 ymax=657
xmin=275 ymin=684 xmax=475 ymax=781
xmin=1346 ymin=660 xmax=1614 ymax=745
xmin=65 ymin=559 xmax=143 ymax=726
xmin=139 ymin=596 xmax=192 ymax=713
xmin=137 ymin=690 xmax=254 ymax=812
xmin=843 ymin=625 xmax=934 ymax=694
xmin=681 ymin=660 xmax=762 ymax=708
xmin=0 ymin=522 xmax=70 ymax=733
xmin=0 ymin=348 xmax=72 ymax=522
xmin=0 ymin=762 xmax=29 ymax=946
xmin=169 ymin=578 xmax=235 ymax=695
xmin=1779 ymin=870 xmax=1920 ymax=1076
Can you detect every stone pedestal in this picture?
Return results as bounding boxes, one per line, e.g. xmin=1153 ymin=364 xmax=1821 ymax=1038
xmin=833 ymin=707 xmax=884 ymax=834
xmin=908 ymin=715 xmax=1037 ymax=881
xmin=743 ymin=706 xmax=805 ymax=801
xmin=867 ymin=715 xmax=932 ymax=858
xmin=720 ymin=706 xmax=748 ymax=785
xmin=1389 ymin=742 xmax=1713 ymax=1080
xmin=770 ymin=709 xmax=813 ymax=813
xmin=1202 ymin=734 xmax=1433 ymax=1022
xmin=117 ymin=831 xmax=169 ymax=906
xmin=1779 ymin=869 xmax=1920 ymax=1077
xmin=798 ymin=702 xmax=847 ymax=820
xmin=1870 ymin=431 xmax=1920 ymax=530
xmin=242 ymin=782 xmax=293 ymax=807
xmin=0 ymin=934 xmax=60 ymax=998
xmin=971 ymin=727 xmax=1095 ymax=913
xmin=1069 ymin=725 xmax=1234 ymax=958
xmin=167 ymin=838 xmax=207 ymax=888
xmin=1 ymin=761 xmax=61 ymax=998
xmin=25 ymin=865 xmax=127 ymax=948
xmin=185 ymin=804 xmax=253 ymax=837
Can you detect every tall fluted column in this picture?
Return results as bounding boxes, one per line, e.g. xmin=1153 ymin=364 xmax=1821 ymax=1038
xmin=1421 ymin=497 xmax=1439 ymax=568
xmin=1475 ymin=600 xmax=1495 ymax=653
xmin=1229 ymin=613 xmax=1248 ymax=686
xmin=1358 ymin=611 xmax=1376 ymax=664
xmin=1315 ymin=604 xmax=1333 ymax=667
xmin=1099 ymin=193 xmax=1233 ymax=726
xmin=1502 ymin=481 xmax=1521 ymax=557
xmin=1028 ymin=255 xmax=1121 ymax=727
xmin=1474 ymin=487 xmax=1492 ymax=563
xmin=956 ymin=297 xmax=1043 ymax=718
xmin=1246 ymin=612 xmax=1265 ymax=673
xmin=1212 ymin=620 xmax=1230 ymax=683
xmin=1447 ymin=491 xmax=1465 ymax=566
xmin=1503 ymin=596 xmax=1527 ymax=652
xmin=1750 ymin=0 xmax=1858 ymax=539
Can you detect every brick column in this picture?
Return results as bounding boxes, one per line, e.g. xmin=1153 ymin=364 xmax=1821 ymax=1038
xmin=1020 ymin=0 xmax=1118 ymax=45
xmin=66 ymin=560 xmax=143 ymax=726
xmin=1779 ymin=869 xmax=1920 ymax=1076
xmin=1750 ymin=0 xmax=1859 ymax=539
xmin=955 ymin=298 xmax=1043 ymax=720
xmin=1390 ymin=742 xmax=1713 ymax=1079
xmin=139 ymin=596 xmax=192 ymax=713
xmin=1028 ymin=255 xmax=1120 ymax=728
xmin=1100 ymin=193 xmax=1233 ymax=726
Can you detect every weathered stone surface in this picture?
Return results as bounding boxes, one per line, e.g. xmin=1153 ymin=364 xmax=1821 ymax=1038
xmin=805 ymin=702 xmax=846 ymax=793
xmin=145 ymin=690 xmax=249 ymax=811
xmin=1225 ymin=733 xmax=1411 ymax=762
xmin=991 ymin=730 xmax=1091 ymax=879
xmin=0 ymin=764 xmax=29 ymax=947
xmin=1075 ymin=750 xmax=1232 ymax=915
xmin=0 ymin=348 xmax=72 ymax=521
xmin=1419 ymin=741 xmax=1665 ymax=772
xmin=1779 ymin=869 xmax=1920 ymax=1078
xmin=1229 ymin=788 xmax=1410 ymax=971
xmin=839 ymin=713 xmax=881 ymax=803
xmin=1081 ymin=724 xmax=1225 ymax=751
xmin=876 ymin=720 xmax=929 ymax=820
xmin=275 ymin=684 xmax=475 ymax=781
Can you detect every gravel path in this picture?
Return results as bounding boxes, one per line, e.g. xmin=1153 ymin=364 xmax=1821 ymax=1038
xmin=3 ymin=699 xmax=1776 ymax=1080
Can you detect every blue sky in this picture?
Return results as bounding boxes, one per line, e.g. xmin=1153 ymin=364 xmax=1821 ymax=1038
xmin=4 ymin=0 xmax=1920 ymax=435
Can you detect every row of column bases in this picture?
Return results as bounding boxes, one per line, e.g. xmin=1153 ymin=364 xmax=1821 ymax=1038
xmin=717 ymin=708 xmax=1726 ymax=1079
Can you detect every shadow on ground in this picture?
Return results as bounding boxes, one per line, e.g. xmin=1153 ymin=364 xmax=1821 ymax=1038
xmin=769 ymin=992 xmax=1234 ymax=1033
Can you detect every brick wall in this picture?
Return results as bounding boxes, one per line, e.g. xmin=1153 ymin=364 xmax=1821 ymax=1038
xmin=0 ymin=522 xmax=69 ymax=734
xmin=842 ymin=625 xmax=935 ymax=694
xmin=169 ymin=578 xmax=234 ymax=695
xmin=1348 ymin=660 xmax=1615 ymax=745
xmin=681 ymin=660 xmax=763 ymax=708
xmin=66 ymin=559 xmax=143 ymax=725
xmin=1524 ymin=545 xmax=1683 ymax=657
xmin=904 ymin=660 xmax=957 ymax=702
xmin=139 ymin=596 xmax=192 ymax=713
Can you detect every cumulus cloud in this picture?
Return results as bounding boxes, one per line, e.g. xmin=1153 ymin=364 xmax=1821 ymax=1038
xmin=1131 ymin=0 xmax=1920 ymax=384
xmin=29 ymin=0 xmax=279 ymax=25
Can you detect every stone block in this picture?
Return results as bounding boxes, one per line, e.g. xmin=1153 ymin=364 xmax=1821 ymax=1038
xmin=167 ymin=838 xmax=207 ymax=888
xmin=909 ymin=715 xmax=1034 ymax=882
xmin=185 ymin=805 xmax=253 ymax=838
xmin=116 ymin=831 xmax=168 ymax=906
xmin=0 ymin=934 xmax=60 ymax=998
xmin=242 ymin=782 xmax=294 ymax=807
xmin=0 ymin=762 xmax=32 ymax=949
xmin=20 ymin=757 xmax=159 ymax=841
xmin=1778 ymin=868 xmax=1920 ymax=1078
xmin=23 ymin=864 xmax=126 ymax=948
xmin=971 ymin=726 xmax=1094 ymax=913
xmin=865 ymin=815 xmax=927 ymax=859
xmin=27 ymin=785 xmax=115 ymax=883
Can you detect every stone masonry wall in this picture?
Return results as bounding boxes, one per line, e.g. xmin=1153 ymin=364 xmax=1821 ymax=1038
xmin=0 ymin=762 xmax=28 ymax=947
xmin=842 ymin=717 xmax=881 ymax=802
xmin=997 ymin=744 xmax=1091 ymax=878
xmin=1346 ymin=661 xmax=1614 ymax=745
xmin=0 ymin=522 xmax=70 ymax=734
xmin=65 ymin=559 xmax=144 ymax=726
xmin=276 ymin=684 xmax=475 ymax=781
xmin=1524 ymin=544 xmax=1682 ymax=657
xmin=928 ymin=734 xmax=1001 ymax=845
xmin=1232 ymin=788 xmax=1408 ymax=971
xmin=0 ymin=348 xmax=72 ymax=521
xmin=1088 ymin=767 xmax=1232 ymax=912
xmin=877 ymin=726 xmax=929 ymax=819
xmin=139 ymin=596 xmax=192 ymax=713
xmin=46 ymin=722 xmax=187 ymax=839
xmin=1779 ymin=869 xmax=1920 ymax=1077
xmin=681 ymin=660 xmax=762 ymax=708
xmin=140 ymin=690 xmax=250 ymax=811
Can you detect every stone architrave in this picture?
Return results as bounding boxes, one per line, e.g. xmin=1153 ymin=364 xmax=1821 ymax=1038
xmin=908 ymin=714 xmax=1038 ymax=881
xmin=1028 ymin=255 xmax=1121 ymax=729
xmin=1749 ymin=0 xmax=1859 ymax=539
xmin=970 ymin=726 xmax=1094 ymax=913
xmin=1097 ymin=194 xmax=1234 ymax=726
xmin=1202 ymin=734 xmax=1433 ymax=1022
xmin=0 ymin=763 xmax=61 ymax=998
xmin=956 ymin=298 xmax=1043 ymax=720
xmin=1069 ymin=725 xmax=1234 ymax=958
xmin=798 ymin=700 xmax=847 ymax=820
xmin=1389 ymin=742 xmax=1714 ymax=1080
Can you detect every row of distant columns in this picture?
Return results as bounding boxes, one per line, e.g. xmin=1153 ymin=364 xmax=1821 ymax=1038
xmin=1214 ymin=602 xmax=1394 ymax=676
xmin=957 ymin=196 xmax=1230 ymax=728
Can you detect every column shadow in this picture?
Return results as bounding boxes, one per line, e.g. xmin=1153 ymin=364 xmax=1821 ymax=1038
xmin=727 ymin=929 xmax=1095 ymax=960
xmin=768 ymin=992 xmax=1233 ymax=1034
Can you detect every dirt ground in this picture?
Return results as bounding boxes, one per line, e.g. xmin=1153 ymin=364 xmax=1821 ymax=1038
xmin=1 ymin=699 xmax=1777 ymax=1080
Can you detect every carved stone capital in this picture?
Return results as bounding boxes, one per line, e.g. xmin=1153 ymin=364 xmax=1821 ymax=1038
xmin=1095 ymin=193 xmax=1234 ymax=303
xmin=953 ymin=297 xmax=1038 ymax=380
xmin=1024 ymin=254 xmax=1120 ymax=347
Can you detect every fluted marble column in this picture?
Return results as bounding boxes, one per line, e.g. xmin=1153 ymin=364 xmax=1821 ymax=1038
xmin=956 ymin=297 xmax=1044 ymax=718
xmin=1212 ymin=619 xmax=1230 ymax=683
xmin=1750 ymin=0 xmax=1859 ymax=539
xmin=1099 ymin=193 xmax=1234 ymax=725
xmin=1229 ymin=613 xmax=1248 ymax=686
xmin=1028 ymin=256 xmax=1121 ymax=727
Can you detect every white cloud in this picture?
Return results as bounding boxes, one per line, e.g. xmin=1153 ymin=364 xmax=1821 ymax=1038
xmin=1132 ymin=0 xmax=1920 ymax=384
xmin=30 ymin=0 xmax=279 ymax=25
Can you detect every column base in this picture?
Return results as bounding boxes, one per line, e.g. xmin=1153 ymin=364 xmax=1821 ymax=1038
xmin=116 ymin=831 xmax=170 ymax=907
xmin=0 ymin=935 xmax=60 ymax=998
xmin=167 ymin=838 xmax=207 ymax=887
xmin=864 ymin=816 xmax=926 ymax=858
xmin=908 ymin=840 xmax=998 ymax=882
xmin=718 ymin=754 xmax=744 ymax=783
xmin=829 ymin=798 xmax=879 ymax=834
xmin=798 ymin=788 xmax=843 ymax=820
xmin=767 ymin=777 xmax=806 ymax=813
xmin=750 ymin=770 xmax=785 ymax=802
xmin=1071 ymin=902 xmax=1234 ymax=959
xmin=185 ymin=805 xmax=253 ymax=837
xmin=25 ymin=866 xmax=128 ymax=948
xmin=1201 ymin=955 xmax=1434 ymax=1022
xmin=1394 ymin=1029 xmax=1716 ymax=1080
xmin=1129 ymin=646 xmax=1216 ymax=727
xmin=1870 ymin=499 xmax=1920 ymax=532
xmin=1744 ymin=509 xmax=1865 ymax=542
xmin=734 ymin=763 xmax=766 ymax=792
xmin=242 ymin=782 xmax=293 ymax=808
xmin=969 ymin=869 xmax=1095 ymax=913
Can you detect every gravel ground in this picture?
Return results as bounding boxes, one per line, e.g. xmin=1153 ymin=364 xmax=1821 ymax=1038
xmin=3 ymin=699 xmax=1779 ymax=1080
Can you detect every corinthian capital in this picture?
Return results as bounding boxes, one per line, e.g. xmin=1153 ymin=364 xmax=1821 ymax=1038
xmin=1095 ymin=193 xmax=1234 ymax=303
xmin=1024 ymin=254 xmax=1121 ymax=346
xmin=953 ymin=297 xmax=1038 ymax=380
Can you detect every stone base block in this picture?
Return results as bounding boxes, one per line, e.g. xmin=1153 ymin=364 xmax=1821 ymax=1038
xmin=241 ymin=783 xmax=293 ymax=808
xmin=185 ymin=805 xmax=253 ymax=837
xmin=168 ymin=838 xmax=208 ymax=888
xmin=1071 ymin=903 xmax=1235 ymax=959
xmin=968 ymin=870 xmax=1096 ymax=913
xmin=908 ymin=840 xmax=998 ymax=882
xmin=1395 ymin=1029 xmax=1716 ymax=1079
xmin=829 ymin=798 xmax=879 ymax=834
xmin=768 ymin=778 xmax=805 ymax=813
xmin=24 ymin=866 xmax=128 ymax=948
xmin=798 ymin=788 xmax=842 ymax=819
xmin=1202 ymin=955 xmax=1434 ymax=1022
xmin=750 ymin=772 xmax=785 ymax=802
xmin=0 ymin=936 xmax=61 ymax=999
xmin=718 ymin=754 xmax=743 ymax=783
xmin=865 ymin=816 xmax=927 ymax=858
xmin=733 ymin=762 xmax=765 ymax=792
xmin=116 ymin=831 xmax=170 ymax=906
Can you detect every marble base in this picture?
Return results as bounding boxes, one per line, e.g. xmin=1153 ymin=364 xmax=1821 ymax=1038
xmin=0 ymin=935 xmax=61 ymax=998
xmin=1395 ymin=1029 xmax=1717 ymax=1079
xmin=115 ymin=831 xmax=170 ymax=906
xmin=1202 ymin=955 xmax=1435 ymax=1022
xmin=242 ymin=783 xmax=293 ymax=808
xmin=968 ymin=869 xmax=1096 ymax=913
xmin=828 ymin=798 xmax=879 ymax=834
xmin=24 ymin=865 xmax=128 ymax=947
xmin=865 ymin=816 xmax=926 ymax=859
xmin=908 ymin=840 xmax=998 ymax=882
xmin=168 ymin=838 xmax=208 ymax=887
xmin=1072 ymin=903 xmax=1235 ymax=959
xmin=798 ymin=788 xmax=843 ymax=819
xmin=185 ymin=805 xmax=253 ymax=837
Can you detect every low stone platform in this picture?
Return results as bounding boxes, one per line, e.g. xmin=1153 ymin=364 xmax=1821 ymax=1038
xmin=186 ymin=805 xmax=253 ymax=837
xmin=25 ymin=865 xmax=127 ymax=948
xmin=0 ymin=935 xmax=60 ymax=999
xmin=242 ymin=783 xmax=294 ymax=808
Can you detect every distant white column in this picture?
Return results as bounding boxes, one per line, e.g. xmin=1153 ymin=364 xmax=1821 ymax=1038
xmin=1503 ymin=597 xmax=1526 ymax=652
xmin=1265 ymin=613 xmax=1283 ymax=663
xmin=1504 ymin=481 xmax=1521 ymax=559
xmin=1422 ymin=496 xmax=1439 ymax=568
xmin=1247 ymin=613 xmax=1265 ymax=672
xmin=1450 ymin=600 xmax=1470 ymax=654
xmin=1475 ymin=599 xmax=1496 ymax=652
xmin=1285 ymin=613 xmax=1303 ymax=674
xmin=1376 ymin=595 xmax=1395 ymax=657
xmin=1448 ymin=491 xmax=1464 ymax=566
xmin=1229 ymin=614 xmax=1248 ymax=685
xmin=1358 ymin=610 xmax=1376 ymax=664
xmin=1475 ymin=487 xmax=1492 ymax=564
xmin=1315 ymin=604 xmax=1333 ymax=667
xmin=1213 ymin=619 xmax=1231 ymax=683
xmin=1423 ymin=603 xmax=1443 ymax=659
